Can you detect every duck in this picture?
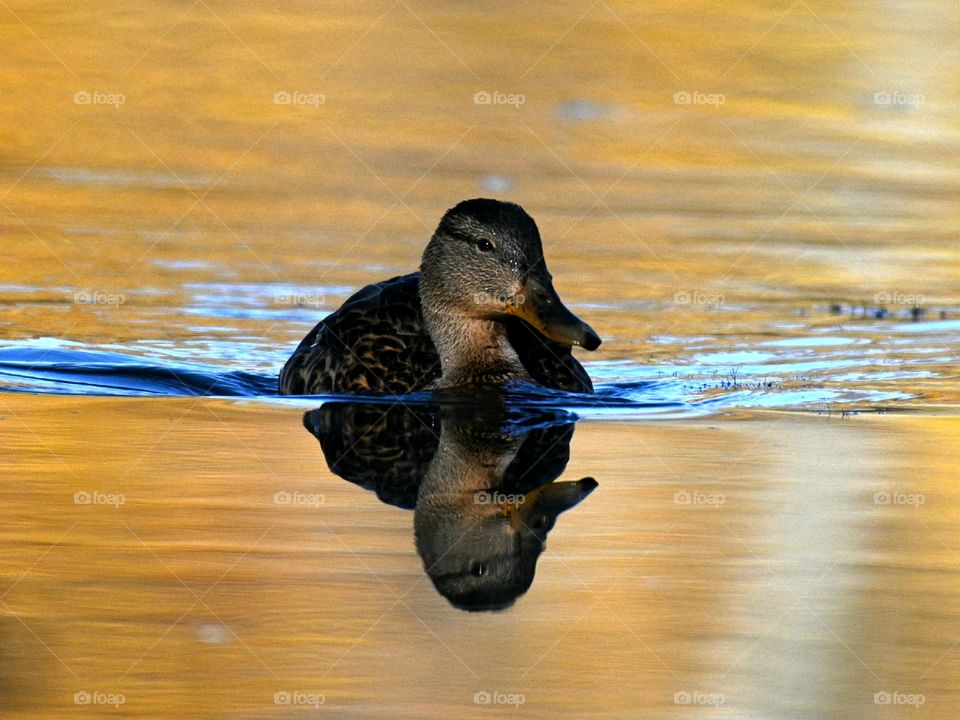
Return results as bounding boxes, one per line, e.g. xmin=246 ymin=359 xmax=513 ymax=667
xmin=278 ymin=199 xmax=601 ymax=395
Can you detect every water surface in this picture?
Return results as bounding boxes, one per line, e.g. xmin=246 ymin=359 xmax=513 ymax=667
xmin=1 ymin=1 xmax=959 ymax=718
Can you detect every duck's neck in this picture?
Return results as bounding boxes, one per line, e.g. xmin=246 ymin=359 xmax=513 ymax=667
xmin=422 ymin=308 xmax=530 ymax=388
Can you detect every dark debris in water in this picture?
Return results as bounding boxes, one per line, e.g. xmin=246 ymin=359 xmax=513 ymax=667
xmin=686 ymin=367 xmax=784 ymax=393
xmin=824 ymin=302 xmax=949 ymax=322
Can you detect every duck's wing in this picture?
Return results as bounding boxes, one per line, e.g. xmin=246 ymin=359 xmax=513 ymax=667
xmin=505 ymin=318 xmax=594 ymax=393
xmin=278 ymin=272 xmax=441 ymax=395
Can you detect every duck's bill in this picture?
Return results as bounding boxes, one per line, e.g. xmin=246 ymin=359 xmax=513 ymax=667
xmin=506 ymin=275 xmax=602 ymax=350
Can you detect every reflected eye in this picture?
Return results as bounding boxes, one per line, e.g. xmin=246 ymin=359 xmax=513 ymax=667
xmin=469 ymin=561 xmax=488 ymax=577
xmin=476 ymin=239 xmax=494 ymax=253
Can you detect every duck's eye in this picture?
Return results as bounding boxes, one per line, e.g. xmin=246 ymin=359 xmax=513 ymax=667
xmin=475 ymin=239 xmax=495 ymax=253
xmin=469 ymin=561 xmax=488 ymax=577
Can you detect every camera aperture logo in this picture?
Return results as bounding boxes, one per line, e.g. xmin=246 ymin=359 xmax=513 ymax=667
xmin=474 ymin=491 xmax=525 ymax=506
xmin=474 ymin=690 xmax=525 ymax=707
xmin=874 ymin=490 xmax=925 ymax=508
xmin=473 ymin=290 xmax=524 ymax=307
xmin=674 ymin=289 xmax=724 ymax=308
xmin=874 ymin=690 xmax=925 ymax=707
xmin=274 ymin=690 xmax=325 ymax=708
xmin=273 ymin=490 xmax=325 ymax=508
xmin=874 ymin=290 xmax=925 ymax=307
xmin=674 ymin=690 xmax=725 ymax=707
xmin=274 ymin=292 xmax=326 ymax=308
xmin=673 ymin=490 xmax=725 ymax=508
xmin=74 ymin=491 xmax=125 ymax=508
xmin=74 ymin=690 xmax=125 ymax=708
xmin=273 ymin=90 xmax=325 ymax=108
xmin=74 ymin=91 xmax=125 ymax=108
xmin=73 ymin=290 xmax=126 ymax=307
xmin=674 ymin=90 xmax=725 ymax=107
xmin=473 ymin=90 xmax=525 ymax=108
xmin=873 ymin=91 xmax=924 ymax=108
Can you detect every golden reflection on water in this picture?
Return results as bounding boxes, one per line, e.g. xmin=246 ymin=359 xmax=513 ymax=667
xmin=1 ymin=1 xmax=958 ymax=333
xmin=1 ymin=0 xmax=960 ymax=717
xmin=1 ymin=397 xmax=959 ymax=717
xmin=2 ymin=0 xmax=958 ymax=402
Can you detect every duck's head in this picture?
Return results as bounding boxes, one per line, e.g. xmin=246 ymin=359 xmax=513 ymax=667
xmin=419 ymin=199 xmax=601 ymax=351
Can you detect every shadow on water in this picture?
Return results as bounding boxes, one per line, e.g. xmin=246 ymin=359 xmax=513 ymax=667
xmin=304 ymin=397 xmax=596 ymax=611
xmin=0 ymin=346 xmax=276 ymax=397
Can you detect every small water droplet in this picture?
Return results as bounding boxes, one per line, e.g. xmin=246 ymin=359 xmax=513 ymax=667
xmin=478 ymin=174 xmax=515 ymax=193
xmin=197 ymin=623 xmax=231 ymax=645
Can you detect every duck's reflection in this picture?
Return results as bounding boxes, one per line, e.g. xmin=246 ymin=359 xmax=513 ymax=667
xmin=304 ymin=399 xmax=596 ymax=611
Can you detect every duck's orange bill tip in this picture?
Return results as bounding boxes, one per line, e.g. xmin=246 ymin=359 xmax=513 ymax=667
xmin=506 ymin=276 xmax=602 ymax=351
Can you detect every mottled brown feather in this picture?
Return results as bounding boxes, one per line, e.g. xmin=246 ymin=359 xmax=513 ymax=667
xmin=278 ymin=272 xmax=592 ymax=395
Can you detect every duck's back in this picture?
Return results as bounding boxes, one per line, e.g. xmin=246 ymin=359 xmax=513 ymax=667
xmin=279 ymin=273 xmax=438 ymax=395
xmin=278 ymin=272 xmax=593 ymax=395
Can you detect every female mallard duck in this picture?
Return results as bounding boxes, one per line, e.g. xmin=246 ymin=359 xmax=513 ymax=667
xmin=278 ymin=199 xmax=601 ymax=395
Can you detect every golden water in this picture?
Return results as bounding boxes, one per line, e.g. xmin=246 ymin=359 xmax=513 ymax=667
xmin=1 ymin=1 xmax=959 ymax=717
